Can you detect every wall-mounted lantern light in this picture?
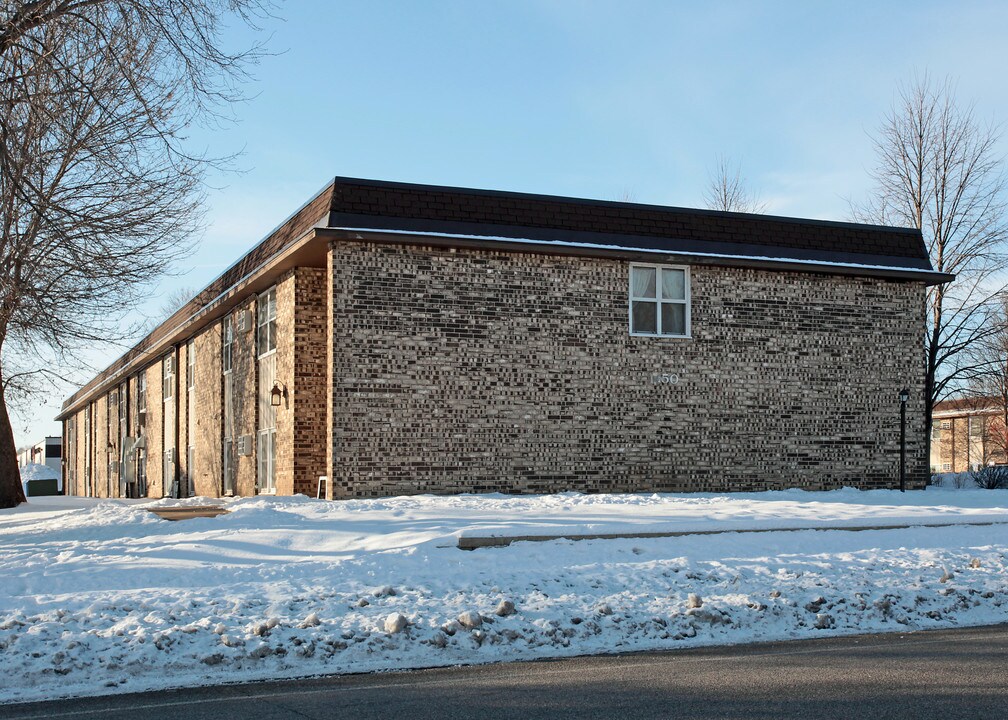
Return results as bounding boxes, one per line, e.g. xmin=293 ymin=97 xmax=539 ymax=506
xmin=270 ymin=382 xmax=285 ymax=407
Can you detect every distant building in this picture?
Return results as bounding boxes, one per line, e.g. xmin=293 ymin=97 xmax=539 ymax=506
xmin=17 ymin=436 xmax=63 ymax=480
xmin=930 ymin=397 xmax=1007 ymax=473
xmin=59 ymin=177 xmax=950 ymax=499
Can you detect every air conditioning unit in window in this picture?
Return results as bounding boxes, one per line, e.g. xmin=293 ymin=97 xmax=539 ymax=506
xmin=235 ymin=310 xmax=252 ymax=333
xmin=237 ymin=434 xmax=254 ymax=456
xmin=165 ymin=355 xmax=176 ymax=374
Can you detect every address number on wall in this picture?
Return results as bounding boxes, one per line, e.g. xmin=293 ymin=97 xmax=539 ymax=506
xmin=650 ymin=372 xmax=680 ymax=385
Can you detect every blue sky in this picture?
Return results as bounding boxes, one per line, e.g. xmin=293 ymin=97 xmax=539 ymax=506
xmin=13 ymin=0 xmax=1008 ymax=446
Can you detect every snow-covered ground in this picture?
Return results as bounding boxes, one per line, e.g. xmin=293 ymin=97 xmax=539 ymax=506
xmin=1 ymin=488 xmax=1007 ymax=703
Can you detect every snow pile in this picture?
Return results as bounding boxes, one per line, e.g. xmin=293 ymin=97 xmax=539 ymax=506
xmin=0 ymin=489 xmax=1007 ymax=703
xmin=19 ymin=463 xmax=59 ymax=482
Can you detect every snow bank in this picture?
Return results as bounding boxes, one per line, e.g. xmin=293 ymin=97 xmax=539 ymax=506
xmin=0 ymin=489 xmax=1006 ymax=703
xmin=19 ymin=463 xmax=58 ymax=482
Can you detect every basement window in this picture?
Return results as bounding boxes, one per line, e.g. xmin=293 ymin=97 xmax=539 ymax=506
xmin=629 ymin=264 xmax=690 ymax=337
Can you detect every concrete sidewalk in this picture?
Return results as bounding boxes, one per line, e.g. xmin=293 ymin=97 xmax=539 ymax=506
xmin=458 ymin=518 xmax=1008 ymax=549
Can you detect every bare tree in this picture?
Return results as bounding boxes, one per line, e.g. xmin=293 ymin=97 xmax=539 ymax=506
xmin=962 ymin=294 xmax=1008 ymax=463
xmin=703 ymin=155 xmax=767 ymax=213
xmin=853 ymin=73 xmax=1008 ymax=462
xmin=0 ymin=2 xmax=273 ymax=508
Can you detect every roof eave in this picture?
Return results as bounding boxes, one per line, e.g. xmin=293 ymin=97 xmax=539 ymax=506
xmin=320 ymin=227 xmax=954 ymax=285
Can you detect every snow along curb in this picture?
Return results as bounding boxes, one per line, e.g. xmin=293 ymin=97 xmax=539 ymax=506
xmin=457 ymin=519 xmax=1008 ymax=549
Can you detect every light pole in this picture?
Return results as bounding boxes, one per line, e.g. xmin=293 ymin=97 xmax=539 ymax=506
xmin=899 ymin=388 xmax=909 ymax=492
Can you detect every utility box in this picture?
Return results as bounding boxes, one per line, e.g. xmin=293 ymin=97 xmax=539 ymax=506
xmin=25 ymin=479 xmax=60 ymax=497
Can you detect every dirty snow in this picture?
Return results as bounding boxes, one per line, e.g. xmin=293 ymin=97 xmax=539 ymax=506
xmin=1 ymin=488 xmax=1007 ymax=703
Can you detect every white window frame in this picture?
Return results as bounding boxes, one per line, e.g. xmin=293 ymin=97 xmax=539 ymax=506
xmin=163 ymin=353 xmax=174 ymax=400
xmin=187 ymin=341 xmax=195 ymax=391
xmin=257 ymin=287 xmax=277 ymax=358
xmin=137 ymin=371 xmax=147 ymax=414
xmin=257 ymin=427 xmax=277 ymax=494
xmin=628 ymin=263 xmax=691 ymax=338
xmin=222 ymin=316 xmax=234 ymax=374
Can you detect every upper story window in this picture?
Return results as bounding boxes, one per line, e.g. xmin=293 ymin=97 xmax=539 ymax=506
xmin=138 ymin=372 xmax=147 ymax=414
xmin=187 ymin=342 xmax=195 ymax=390
xmin=629 ymin=264 xmax=690 ymax=337
xmin=163 ymin=353 xmax=174 ymax=400
xmin=222 ymin=316 xmax=234 ymax=373
xmin=257 ymin=287 xmax=277 ymax=357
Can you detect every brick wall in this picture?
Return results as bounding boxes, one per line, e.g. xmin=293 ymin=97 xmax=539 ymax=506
xmin=94 ymin=395 xmax=109 ymax=498
xmin=293 ymin=267 xmax=327 ymax=496
xmin=232 ymin=296 xmax=258 ymax=497
xmin=73 ymin=408 xmax=86 ymax=496
xmin=144 ymin=361 xmax=163 ymax=498
xmin=330 ymin=242 xmax=929 ymax=496
xmin=193 ymin=322 xmax=223 ymax=497
xmin=178 ymin=343 xmax=189 ymax=494
xmin=276 ymin=271 xmax=296 ymax=496
xmin=325 ymin=249 xmax=335 ymax=499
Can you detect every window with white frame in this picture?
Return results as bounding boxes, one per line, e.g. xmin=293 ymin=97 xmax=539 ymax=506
xmin=222 ymin=316 xmax=233 ymax=374
xmin=941 ymin=463 xmax=951 ymax=471
xmin=257 ymin=428 xmax=277 ymax=493
xmin=138 ymin=372 xmax=147 ymax=414
xmin=187 ymin=342 xmax=195 ymax=390
xmin=629 ymin=264 xmax=690 ymax=337
xmin=163 ymin=354 xmax=174 ymax=399
xmin=257 ymin=287 xmax=277 ymax=357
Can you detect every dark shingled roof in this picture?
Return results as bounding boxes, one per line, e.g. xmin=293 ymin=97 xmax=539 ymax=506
xmin=326 ymin=177 xmax=935 ymax=272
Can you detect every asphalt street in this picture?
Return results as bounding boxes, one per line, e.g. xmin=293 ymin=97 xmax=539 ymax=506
xmin=2 ymin=624 xmax=1005 ymax=719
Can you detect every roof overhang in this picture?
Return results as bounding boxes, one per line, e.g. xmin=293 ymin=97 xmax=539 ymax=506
xmin=57 ymin=219 xmax=952 ymax=421
xmin=320 ymin=227 xmax=955 ymax=285
xmin=56 ymin=231 xmax=328 ymax=421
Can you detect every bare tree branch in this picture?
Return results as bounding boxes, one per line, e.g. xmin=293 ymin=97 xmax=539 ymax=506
xmin=702 ymin=155 xmax=767 ymax=214
xmin=852 ymin=72 xmax=1008 ymax=463
xmin=0 ymin=0 xmax=276 ymax=508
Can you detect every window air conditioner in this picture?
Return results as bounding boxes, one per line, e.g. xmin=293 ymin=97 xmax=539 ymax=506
xmin=236 ymin=310 xmax=252 ymax=333
xmin=237 ymin=434 xmax=254 ymax=456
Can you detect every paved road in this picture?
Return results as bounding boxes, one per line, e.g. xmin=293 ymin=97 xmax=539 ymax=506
xmin=3 ymin=624 xmax=1006 ymax=719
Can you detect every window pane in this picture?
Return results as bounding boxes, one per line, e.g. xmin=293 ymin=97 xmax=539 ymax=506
xmin=631 ymin=267 xmax=656 ymax=298
xmin=632 ymin=301 xmax=657 ymax=334
xmin=661 ymin=303 xmax=686 ymax=336
xmin=661 ymin=268 xmax=686 ymax=300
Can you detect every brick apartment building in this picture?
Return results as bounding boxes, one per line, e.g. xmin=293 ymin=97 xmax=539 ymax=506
xmin=58 ymin=177 xmax=951 ymax=500
xmin=930 ymin=397 xmax=1008 ymax=473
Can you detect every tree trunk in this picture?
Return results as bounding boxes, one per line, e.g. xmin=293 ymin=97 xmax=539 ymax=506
xmin=0 ymin=370 xmax=27 ymax=508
